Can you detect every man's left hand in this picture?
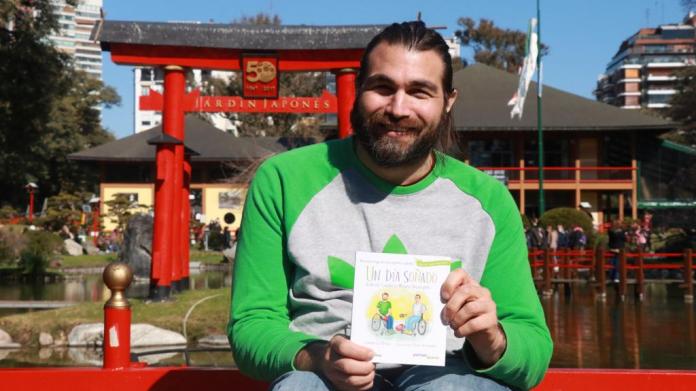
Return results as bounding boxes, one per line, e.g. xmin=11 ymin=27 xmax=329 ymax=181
xmin=440 ymin=269 xmax=507 ymax=367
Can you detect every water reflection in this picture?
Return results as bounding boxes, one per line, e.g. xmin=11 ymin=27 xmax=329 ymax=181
xmin=544 ymin=283 xmax=696 ymax=369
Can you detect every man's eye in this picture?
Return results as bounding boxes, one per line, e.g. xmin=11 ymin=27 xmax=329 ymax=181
xmin=371 ymin=85 xmax=393 ymax=94
xmin=411 ymin=90 xmax=432 ymax=98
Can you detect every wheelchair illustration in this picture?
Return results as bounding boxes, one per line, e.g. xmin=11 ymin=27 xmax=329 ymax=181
xmin=371 ymin=313 xmax=427 ymax=335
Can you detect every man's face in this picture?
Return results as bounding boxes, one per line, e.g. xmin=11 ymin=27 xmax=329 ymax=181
xmin=382 ymin=293 xmax=389 ymax=300
xmin=352 ymin=42 xmax=457 ymax=167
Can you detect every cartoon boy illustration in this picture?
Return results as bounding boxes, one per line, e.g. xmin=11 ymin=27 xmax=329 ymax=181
xmin=405 ymin=294 xmax=426 ymax=334
xmin=376 ymin=292 xmax=394 ymax=333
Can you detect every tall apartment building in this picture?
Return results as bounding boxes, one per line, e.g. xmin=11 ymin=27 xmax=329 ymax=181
xmin=48 ymin=0 xmax=103 ymax=79
xmin=134 ymin=67 xmax=236 ymax=134
xmin=595 ymin=13 xmax=696 ymax=110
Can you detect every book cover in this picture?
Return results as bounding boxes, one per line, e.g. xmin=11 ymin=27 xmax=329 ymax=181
xmin=350 ymin=251 xmax=451 ymax=366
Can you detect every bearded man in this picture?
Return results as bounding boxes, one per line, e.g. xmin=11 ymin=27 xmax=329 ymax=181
xmin=228 ymin=21 xmax=552 ymax=391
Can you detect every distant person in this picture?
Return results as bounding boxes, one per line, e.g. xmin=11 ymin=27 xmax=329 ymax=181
xmin=608 ymin=220 xmax=627 ymax=282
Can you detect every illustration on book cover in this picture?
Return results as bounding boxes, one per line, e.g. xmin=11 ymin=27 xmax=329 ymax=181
xmin=351 ymin=251 xmax=452 ymax=366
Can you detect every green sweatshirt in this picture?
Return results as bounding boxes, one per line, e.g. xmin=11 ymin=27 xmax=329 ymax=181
xmin=228 ymin=137 xmax=552 ymax=390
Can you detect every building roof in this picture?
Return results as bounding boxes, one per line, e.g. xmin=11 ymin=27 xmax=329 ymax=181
xmin=453 ymin=64 xmax=675 ymax=132
xmin=69 ymin=116 xmax=274 ymax=162
xmin=94 ymin=20 xmax=386 ymax=51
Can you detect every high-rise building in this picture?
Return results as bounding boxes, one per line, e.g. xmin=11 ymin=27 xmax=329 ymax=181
xmin=48 ymin=0 xmax=103 ymax=79
xmin=595 ymin=13 xmax=696 ymax=110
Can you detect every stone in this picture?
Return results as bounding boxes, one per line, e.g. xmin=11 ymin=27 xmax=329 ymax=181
xmin=222 ymin=247 xmax=235 ymax=264
xmin=83 ymin=241 xmax=100 ymax=256
xmin=0 ymin=328 xmax=20 ymax=348
xmin=198 ymin=335 xmax=230 ymax=347
xmin=68 ymin=323 xmax=186 ymax=347
xmin=39 ymin=332 xmax=53 ymax=346
xmin=119 ymin=214 xmax=153 ymax=279
xmin=64 ymin=239 xmax=84 ymax=256
xmin=131 ymin=324 xmax=186 ymax=347
xmin=68 ymin=323 xmax=103 ymax=347
xmin=54 ymin=331 xmax=67 ymax=346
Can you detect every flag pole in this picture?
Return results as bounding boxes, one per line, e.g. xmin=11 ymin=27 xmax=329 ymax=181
xmin=536 ymin=0 xmax=545 ymax=215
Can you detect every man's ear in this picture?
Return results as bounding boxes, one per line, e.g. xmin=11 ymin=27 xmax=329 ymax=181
xmin=445 ymin=89 xmax=458 ymax=114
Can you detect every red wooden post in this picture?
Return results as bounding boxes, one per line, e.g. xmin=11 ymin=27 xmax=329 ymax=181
xmin=28 ymin=190 xmax=34 ymax=223
xmin=636 ymin=249 xmax=644 ymax=301
xmin=686 ymin=248 xmax=694 ymax=303
xmin=91 ymin=200 xmax=100 ymax=245
xmin=335 ymin=69 xmax=356 ymax=139
xmin=619 ymin=250 xmax=627 ymax=301
xmin=164 ymin=66 xmax=186 ymax=292
xmin=543 ymin=248 xmax=552 ymax=296
xmin=103 ymin=262 xmax=133 ymax=369
xmin=597 ymin=247 xmax=606 ymax=299
xmin=180 ymin=155 xmax=192 ymax=289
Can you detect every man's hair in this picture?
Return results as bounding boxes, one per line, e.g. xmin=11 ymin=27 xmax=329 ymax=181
xmin=356 ymin=21 xmax=455 ymax=97
xmin=354 ymin=21 xmax=456 ymax=153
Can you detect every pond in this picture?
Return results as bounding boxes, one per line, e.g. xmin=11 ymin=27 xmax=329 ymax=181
xmin=1 ymin=277 xmax=695 ymax=369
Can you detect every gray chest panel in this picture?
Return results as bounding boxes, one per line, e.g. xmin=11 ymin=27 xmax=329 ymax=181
xmin=286 ymin=168 xmax=496 ymax=347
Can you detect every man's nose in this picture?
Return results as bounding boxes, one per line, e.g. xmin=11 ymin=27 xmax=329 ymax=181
xmin=385 ymin=90 xmax=410 ymax=119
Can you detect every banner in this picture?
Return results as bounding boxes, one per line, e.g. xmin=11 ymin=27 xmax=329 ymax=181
xmin=508 ymin=18 xmax=538 ymax=119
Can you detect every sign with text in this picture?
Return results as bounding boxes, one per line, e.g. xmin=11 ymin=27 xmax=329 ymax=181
xmin=140 ymin=90 xmax=337 ymax=114
xmin=242 ymin=54 xmax=279 ymax=99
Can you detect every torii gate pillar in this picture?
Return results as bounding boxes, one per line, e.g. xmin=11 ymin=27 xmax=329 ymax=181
xmin=335 ymin=68 xmax=357 ymax=138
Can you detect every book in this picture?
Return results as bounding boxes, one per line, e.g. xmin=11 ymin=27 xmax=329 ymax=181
xmin=350 ymin=251 xmax=451 ymax=366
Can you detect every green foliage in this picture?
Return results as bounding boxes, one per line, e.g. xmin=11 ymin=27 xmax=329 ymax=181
xmin=35 ymin=191 xmax=89 ymax=232
xmin=104 ymin=194 xmax=146 ymax=231
xmin=520 ymin=213 xmax=531 ymax=229
xmin=539 ymin=207 xmax=596 ymax=245
xmin=0 ymin=227 xmax=26 ymax=264
xmin=0 ymin=0 xmax=120 ymax=208
xmin=18 ymin=230 xmax=63 ymax=275
xmin=0 ymin=204 xmax=19 ymax=220
xmin=667 ymin=67 xmax=696 ymax=148
xmin=455 ymin=17 xmax=550 ymax=73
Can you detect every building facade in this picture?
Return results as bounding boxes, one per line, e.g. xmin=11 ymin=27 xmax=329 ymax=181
xmin=595 ymin=12 xmax=696 ymax=110
xmin=48 ymin=0 xmax=103 ymax=79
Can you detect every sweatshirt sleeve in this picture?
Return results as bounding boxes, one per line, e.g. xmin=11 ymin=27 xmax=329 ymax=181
xmin=466 ymin=188 xmax=553 ymax=390
xmin=227 ymin=161 xmax=321 ymax=381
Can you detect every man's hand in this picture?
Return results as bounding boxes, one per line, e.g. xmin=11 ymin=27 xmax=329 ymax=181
xmin=294 ymin=335 xmax=375 ymax=391
xmin=441 ymin=269 xmax=507 ymax=367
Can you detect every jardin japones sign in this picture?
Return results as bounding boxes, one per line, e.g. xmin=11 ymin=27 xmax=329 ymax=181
xmin=140 ymin=89 xmax=337 ymax=113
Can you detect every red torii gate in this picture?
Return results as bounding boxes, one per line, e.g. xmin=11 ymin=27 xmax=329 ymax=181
xmin=96 ymin=21 xmax=384 ymax=299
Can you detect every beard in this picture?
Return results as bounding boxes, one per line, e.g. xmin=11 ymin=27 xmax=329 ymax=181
xmin=351 ymin=102 xmax=448 ymax=168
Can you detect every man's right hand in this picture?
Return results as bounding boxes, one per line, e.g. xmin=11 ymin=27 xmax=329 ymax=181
xmin=294 ymin=335 xmax=375 ymax=391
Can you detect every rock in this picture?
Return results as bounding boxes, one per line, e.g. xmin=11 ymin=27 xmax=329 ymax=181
xmin=54 ymin=331 xmax=67 ymax=346
xmin=131 ymin=324 xmax=186 ymax=347
xmin=64 ymin=239 xmax=84 ymax=256
xmin=68 ymin=323 xmax=103 ymax=347
xmin=119 ymin=214 xmax=153 ymax=279
xmin=0 ymin=328 xmax=20 ymax=348
xmin=83 ymin=241 xmax=100 ymax=255
xmin=68 ymin=323 xmax=186 ymax=347
xmin=68 ymin=347 xmax=102 ymax=366
xmin=39 ymin=332 xmax=53 ymax=346
xmin=131 ymin=347 xmax=178 ymax=365
xmin=198 ymin=335 xmax=230 ymax=347
xmin=39 ymin=347 xmax=53 ymax=360
xmin=0 ymin=349 xmax=19 ymax=360
xmin=222 ymin=247 xmax=235 ymax=264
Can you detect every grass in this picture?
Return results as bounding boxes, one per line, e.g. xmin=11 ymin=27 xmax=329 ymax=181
xmin=56 ymin=254 xmax=117 ymax=269
xmin=189 ymin=250 xmax=226 ymax=265
xmin=0 ymin=287 xmax=231 ymax=346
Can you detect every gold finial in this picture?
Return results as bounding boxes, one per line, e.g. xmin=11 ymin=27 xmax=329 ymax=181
xmin=103 ymin=262 xmax=133 ymax=309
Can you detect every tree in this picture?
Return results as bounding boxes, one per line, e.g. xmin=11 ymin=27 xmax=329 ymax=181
xmin=0 ymin=0 xmax=120 ymax=207
xmin=104 ymin=193 xmax=146 ymax=232
xmin=667 ymin=66 xmax=696 ymax=148
xmin=199 ymin=13 xmax=328 ymax=138
xmin=455 ymin=17 xmax=549 ymax=73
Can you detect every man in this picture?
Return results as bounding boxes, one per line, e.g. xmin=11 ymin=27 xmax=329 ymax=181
xmin=376 ymin=292 xmax=394 ymax=333
xmin=404 ymin=294 xmax=426 ymax=335
xmin=229 ymin=21 xmax=552 ymax=391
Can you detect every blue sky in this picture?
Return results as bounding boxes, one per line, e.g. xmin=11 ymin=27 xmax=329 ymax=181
xmin=100 ymin=0 xmax=688 ymax=137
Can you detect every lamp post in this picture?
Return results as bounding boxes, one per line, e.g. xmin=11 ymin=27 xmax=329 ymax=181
xmin=24 ymin=182 xmax=38 ymax=223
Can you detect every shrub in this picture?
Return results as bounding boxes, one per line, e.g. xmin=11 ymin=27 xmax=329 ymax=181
xmin=35 ymin=192 xmax=88 ymax=232
xmin=0 ymin=205 xmax=19 ymax=221
xmin=539 ymin=207 xmax=596 ymax=246
xmin=520 ymin=214 xmax=531 ymax=229
xmin=0 ymin=227 xmax=26 ymax=265
xmin=17 ymin=230 xmax=63 ymax=276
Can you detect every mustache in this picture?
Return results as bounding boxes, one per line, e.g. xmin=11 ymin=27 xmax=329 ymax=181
xmin=366 ymin=113 xmax=425 ymax=133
